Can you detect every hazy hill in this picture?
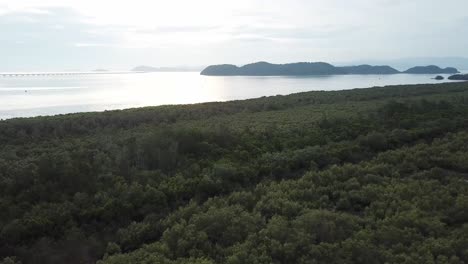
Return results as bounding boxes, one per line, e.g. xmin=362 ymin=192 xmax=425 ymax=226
xmin=132 ymin=65 xmax=202 ymax=72
xmin=403 ymin=65 xmax=459 ymax=74
xmin=346 ymin=57 xmax=468 ymax=71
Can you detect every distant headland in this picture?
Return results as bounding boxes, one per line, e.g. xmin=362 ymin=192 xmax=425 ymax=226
xmin=200 ymin=62 xmax=460 ymax=76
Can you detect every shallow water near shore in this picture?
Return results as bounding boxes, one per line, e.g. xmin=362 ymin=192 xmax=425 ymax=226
xmin=0 ymin=71 xmax=464 ymax=119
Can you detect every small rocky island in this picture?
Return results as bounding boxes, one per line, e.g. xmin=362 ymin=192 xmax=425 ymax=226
xmin=200 ymin=61 xmax=460 ymax=76
xmin=448 ymin=74 xmax=468 ymax=81
xmin=434 ymin=75 xmax=444 ymax=80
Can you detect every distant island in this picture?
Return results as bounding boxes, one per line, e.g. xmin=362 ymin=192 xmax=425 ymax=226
xmin=339 ymin=64 xmax=399 ymax=74
xmin=132 ymin=65 xmax=202 ymax=72
xmin=348 ymin=57 xmax=468 ymax=71
xmin=448 ymin=74 xmax=468 ymax=81
xmin=403 ymin=65 xmax=459 ymax=74
xmin=200 ymin=61 xmax=460 ymax=76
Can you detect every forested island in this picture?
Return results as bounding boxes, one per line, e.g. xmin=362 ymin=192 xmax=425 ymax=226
xmin=403 ymin=65 xmax=459 ymax=74
xmin=201 ymin=61 xmax=459 ymax=76
xmin=1 ymin=82 xmax=468 ymax=263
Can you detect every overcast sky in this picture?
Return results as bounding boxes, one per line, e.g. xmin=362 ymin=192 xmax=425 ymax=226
xmin=1 ymin=0 xmax=467 ymax=71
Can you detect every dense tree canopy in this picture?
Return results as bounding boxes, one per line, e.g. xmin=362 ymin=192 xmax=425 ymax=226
xmin=1 ymin=82 xmax=468 ymax=263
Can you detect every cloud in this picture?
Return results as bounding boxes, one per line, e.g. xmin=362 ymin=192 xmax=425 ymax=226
xmin=74 ymin=43 xmax=111 ymax=47
xmin=0 ymin=0 xmax=467 ymax=70
xmin=134 ymin=25 xmax=221 ymax=34
xmin=0 ymin=7 xmax=122 ymax=46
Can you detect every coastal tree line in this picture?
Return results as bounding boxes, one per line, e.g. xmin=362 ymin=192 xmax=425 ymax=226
xmin=1 ymin=82 xmax=468 ymax=263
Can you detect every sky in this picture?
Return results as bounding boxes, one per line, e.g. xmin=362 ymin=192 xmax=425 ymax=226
xmin=1 ymin=0 xmax=468 ymax=71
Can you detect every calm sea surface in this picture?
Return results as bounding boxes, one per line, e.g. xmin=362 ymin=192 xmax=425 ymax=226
xmin=0 ymin=72 xmax=464 ymax=119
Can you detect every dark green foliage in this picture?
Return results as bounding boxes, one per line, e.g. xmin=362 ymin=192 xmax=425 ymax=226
xmin=1 ymin=82 xmax=468 ymax=263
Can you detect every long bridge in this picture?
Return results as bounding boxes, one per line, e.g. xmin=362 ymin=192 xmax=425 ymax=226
xmin=0 ymin=71 xmax=142 ymax=77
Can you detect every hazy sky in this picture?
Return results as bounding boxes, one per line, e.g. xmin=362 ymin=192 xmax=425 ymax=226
xmin=1 ymin=0 xmax=467 ymax=71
